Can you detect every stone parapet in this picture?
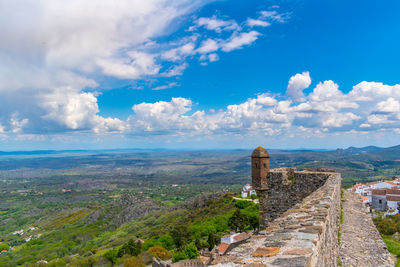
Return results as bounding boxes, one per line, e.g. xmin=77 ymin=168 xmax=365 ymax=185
xmin=211 ymin=172 xmax=341 ymax=267
xmin=258 ymin=168 xmax=334 ymax=228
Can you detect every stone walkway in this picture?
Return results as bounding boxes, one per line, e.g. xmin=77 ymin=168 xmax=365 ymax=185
xmin=339 ymin=190 xmax=394 ymax=267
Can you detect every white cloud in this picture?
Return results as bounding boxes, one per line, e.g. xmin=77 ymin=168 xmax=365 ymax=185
xmin=246 ymin=18 xmax=271 ymax=28
xmin=208 ymin=53 xmax=219 ymax=62
xmin=309 ymin=80 xmax=343 ymax=102
xmin=0 ymin=2 xmax=291 ymax=139
xmin=161 ymin=42 xmax=196 ymax=62
xmin=222 ymin=31 xmax=260 ymax=52
xmin=197 ymin=39 xmax=220 ymax=54
xmin=322 ymin=112 xmax=360 ymax=128
xmin=256 ymin=94 xmax=278 ymax=106
xmin=9 ymin=2 xmax=396 ymax=143
xmin=152 ymin=82 xmax=179 ymax=91
xmin=195 ymin=16 xmax=239 ymax=33
xmin=120 ymin=73 xmax=400 ymax=138
xmin=260 ymin=10 xmax=291 ymax=23
xmin=286 ymin=71 xmax=311 ymax=101
xmin=161 ymin=63 xmax=188 ymax=77
xmin=0 ymin=0 xmax=207 ymax=136
xmin=97 ymin=52 xmax=161 ymax=79
xmin=349 ymin=82 xmax=400 ymax=102
xmin=375 ymin=97 xmax=400 ymax=113
xmin=367 ymin=114 xmax=392 ymax=125
xmin=128 ymin=97 xmax=213 ymax=134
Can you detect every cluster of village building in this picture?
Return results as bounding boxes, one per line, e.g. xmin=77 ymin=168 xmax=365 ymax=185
xmin=349 ymin=178 xmax=400 ymax=215
xmin=0 ymin=226 xmax=40 ymax=254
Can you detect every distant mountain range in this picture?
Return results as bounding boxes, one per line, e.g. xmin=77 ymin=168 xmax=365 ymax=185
xmin=0 ymin=145 xmax=393 ymax=156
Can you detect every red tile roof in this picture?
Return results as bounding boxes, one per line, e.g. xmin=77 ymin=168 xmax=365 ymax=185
xmin=387 ymin=189 xmax=400 ymax=195
xmin=233 ymin=232 xmax=250 ymax=242
xmin=372 ymin=189 xmax=386 ymax=195
xmin=217 ymin=243 xmax=230 ymax=255
xmin=387 ymin=196 xmax=400 ymax=201
xmin=361 ymin=196 xmax=368 ymax=202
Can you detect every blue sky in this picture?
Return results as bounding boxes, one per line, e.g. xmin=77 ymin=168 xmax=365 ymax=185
xmin=0 ymin=0 xmax=400 ymax=150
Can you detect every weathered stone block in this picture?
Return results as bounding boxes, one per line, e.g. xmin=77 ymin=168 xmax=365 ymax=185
xmin=252 ymin=247 xmax=279 ymax=257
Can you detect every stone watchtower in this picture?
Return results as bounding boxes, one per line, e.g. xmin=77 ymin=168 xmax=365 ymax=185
xmin=251 ymin=146 xmax=270 ymax=229
xmin=251 ymin=146 xmax=269 ymax=188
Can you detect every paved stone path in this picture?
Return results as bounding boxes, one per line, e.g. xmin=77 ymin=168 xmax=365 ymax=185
xmin=339 ymin=190 xmax=394 ymax=267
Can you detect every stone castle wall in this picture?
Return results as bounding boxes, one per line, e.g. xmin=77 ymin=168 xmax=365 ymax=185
xmin=211 ymin=171 xmax=341 ymax=266
xmin=257 ymin=168 xmax=334 ymax=228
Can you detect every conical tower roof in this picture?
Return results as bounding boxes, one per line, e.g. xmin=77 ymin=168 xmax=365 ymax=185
xmin=251 ymin=146 xmax=269 ymax=157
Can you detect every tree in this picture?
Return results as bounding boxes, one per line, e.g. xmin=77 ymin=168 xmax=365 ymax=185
xmin=184 ymin=243 xmax=199 ymax=259
xmin=118 ymin=239 xmax=142 ymax=257
xmin=207 ymin=232 xmax=215 ymax=251
xmin=104 ymin=248 xmax=118 ymax=266
xmin=247 ymin=213 xmax=259 ymax=230
xmin=158 ymin=235 xmax=174 ymax=250
xmin=235 ymin=200 xmax=251 ymax=209
xmin=172 ymin=251 xmax=187 ymax=263
xmin=228 ymin=209 xmax=247 ymax=232
xmin=170 ymin=223 xmax=190 ymax=249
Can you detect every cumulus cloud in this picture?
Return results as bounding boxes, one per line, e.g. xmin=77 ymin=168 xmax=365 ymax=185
xmin=286 ymin=71 xmax=311 ymax=101
xmin=5 ymin=1 xmax=372 ymax=143
xmin=0 ymin=0 xmax=207 ymax=135
xmin=128 ymin=98 xmax=213 ymax=134
xmin=120 ymin=73 xmax=400 ymax=139
xmin=0 ymin=1 xmax=290 ymax=138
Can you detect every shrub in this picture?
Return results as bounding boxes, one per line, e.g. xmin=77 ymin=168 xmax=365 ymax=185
xmin=235 ymin=200 xmax=251 ymax=209
xmin=184 ymin=243 xmax=199 ymax=259
xmin=172 ymin=251 xmax=187 ymax=263
xmin=374 ymin=216 xmax=398 ymax=235
xmin=118 ymin=239 xmax=142 ymax=257
xmin=104 ymin=248 xmax=118 ymax=265
xmin=250 ymin=194 xmax=258 ymax=200
xmin=0 ymin=242 xmax=9 ymax=251
xmin=124 ymin=256 xmax=145 ymax=267
xmin=228 ymin=209 xmax=247 ymax=232
xmin=48 ymin=258 xmax=67 ymax=267
xmin=170 ymin=223 xmax=190 ymax=249
xmin=147 ymin=246 xmax=171 ymax=260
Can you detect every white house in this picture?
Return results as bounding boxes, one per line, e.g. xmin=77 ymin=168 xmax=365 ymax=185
xmin=387 ymin=196 xmax=400 ymax=211
xmin=351 ymin=179 xmax=400 ymax=205
xmin=375 ymin=181 xmax=397 ymax=189
xmin=241 ymin=184 xmax=256 ymax=198
xmin=12 ymin=230 xmax=24 ymax=236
